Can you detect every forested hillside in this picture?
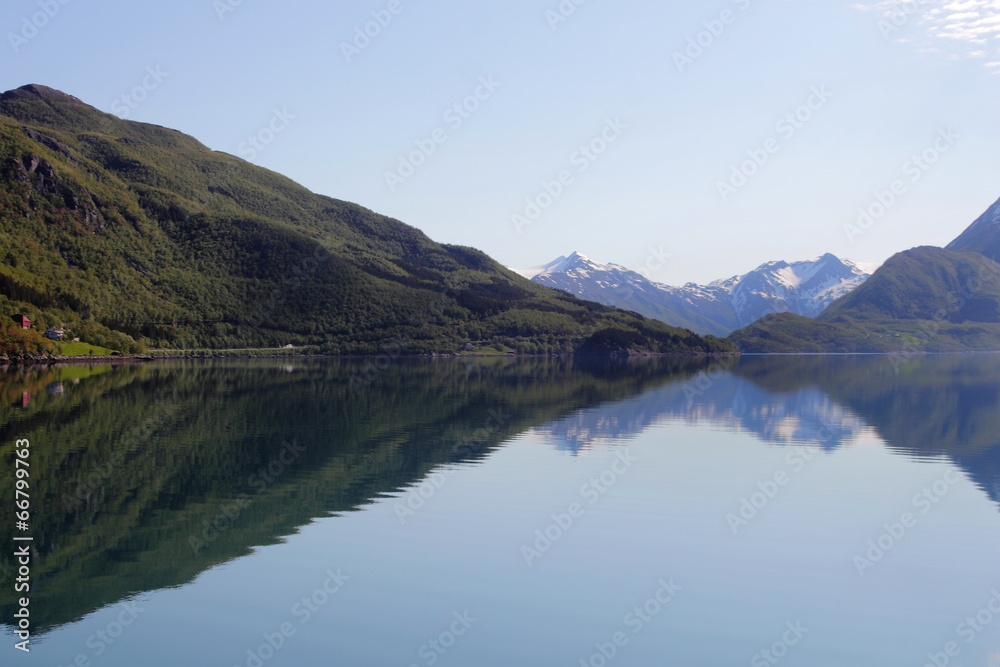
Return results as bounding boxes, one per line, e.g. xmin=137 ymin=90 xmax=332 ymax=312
xmin=0 ymin=85 xmax=734 ymax=357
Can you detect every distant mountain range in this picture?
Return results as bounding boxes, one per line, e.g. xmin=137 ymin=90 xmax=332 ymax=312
xmin=730 ymin=195 xmax=1000 ymax=353
xmin=514 ymin=252 xmax=874 ymax=336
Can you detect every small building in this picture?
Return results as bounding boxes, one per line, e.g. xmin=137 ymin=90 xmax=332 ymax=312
xmin=45 ymin=327 xmax=65 ymax=341
xmin=12 ymin=314 xmax=31 ymax=330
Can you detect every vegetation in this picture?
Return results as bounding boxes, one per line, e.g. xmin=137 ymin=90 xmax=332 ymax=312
xmin=728 ymin=313 xmax=900 ymax=353
xmin=0 ymin=356 xmax=712 ymax=632
xmin=0 ymin=85 xmax=735 ymax=357
xmin=947 ymin=197 xmax=1000 ymax=261
xmin=730 ymin=247 xmax=1000 ymax=353
xmin=0 ymin=320 xmax=52 ymax=354
xmin=820 ymin=247 xmax=1000 ymax=324
xmin=53 ymin=340 xmax=114 ymax=356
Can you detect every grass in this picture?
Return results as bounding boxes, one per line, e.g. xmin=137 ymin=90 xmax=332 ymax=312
xmin=55 ymin=341 xmax=115 ymax=356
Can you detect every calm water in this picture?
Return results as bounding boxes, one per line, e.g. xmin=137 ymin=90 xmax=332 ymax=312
xmin=2 ymin=355 xmax=1000 ymax=666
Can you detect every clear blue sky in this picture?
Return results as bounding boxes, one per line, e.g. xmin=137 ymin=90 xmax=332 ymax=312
xmin=3 ymin=0 xmax=999 ymax=284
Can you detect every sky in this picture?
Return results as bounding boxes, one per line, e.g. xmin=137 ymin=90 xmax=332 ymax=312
xmin=2 ymin=0 xmax=1000 ymax=285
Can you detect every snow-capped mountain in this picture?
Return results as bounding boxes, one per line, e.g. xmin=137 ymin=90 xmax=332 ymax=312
xmin=513 ymin=252 xmax=874 ymax=336
xmin=535 ymin=369 xmax=863 ymax=454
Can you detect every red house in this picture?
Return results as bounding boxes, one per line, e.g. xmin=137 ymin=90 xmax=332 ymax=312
xmin=12 ymin=314 xmax=31 ymax=330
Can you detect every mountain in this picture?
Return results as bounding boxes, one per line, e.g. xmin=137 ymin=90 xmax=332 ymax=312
xmin=0 ymin=85 xmax=735 ymax=357
xmin=513 ymin=252 xmax=733 ymax=335
xmin=947 ymin=194 xmax=1000 ymax=261
xmin=515 ymin=251 xmax=872 ymax=336
xmin=730 ymin=197 xmax=1000 ymax=353
xmin=820 ymin=246 xmax=1000 ymax=323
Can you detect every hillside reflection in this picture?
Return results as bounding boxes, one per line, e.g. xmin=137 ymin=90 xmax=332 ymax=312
xmin=1 ymin=354 xmax=998 ymax=635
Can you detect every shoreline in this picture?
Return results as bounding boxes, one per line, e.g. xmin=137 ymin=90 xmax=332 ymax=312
xmin=2 ymin=348 xmax=998 ymax=369
xmin=0 ymin=349 xmax=743 ymax=368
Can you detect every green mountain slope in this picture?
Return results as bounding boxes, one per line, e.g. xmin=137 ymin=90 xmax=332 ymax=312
xmin=947 ymin=195 xmax=1000 ymax=261
xmin=0 ymin=85 xmax=733 ymax=356
xmin=819 ymin=246 xmax=1000 ymax=323
xmin=730 ymin=215 xmax=1000 ymax=353
xmin=727 ymin=312 xmax=902 ymax=353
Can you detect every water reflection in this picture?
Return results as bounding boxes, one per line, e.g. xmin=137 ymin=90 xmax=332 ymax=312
xmin=539 ymin=364 xmax=867 ymax=453
xmin=1 ymin=354 xmax=999 ymax=636
xmin=541 ymin=355 xmax=1000 ymax=457
xmin=0 ymin=357 xmax=701 ymax=633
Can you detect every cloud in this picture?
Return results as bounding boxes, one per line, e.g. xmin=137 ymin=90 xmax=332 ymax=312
xmin=858 ymin=0 xmax=1000 ymax=70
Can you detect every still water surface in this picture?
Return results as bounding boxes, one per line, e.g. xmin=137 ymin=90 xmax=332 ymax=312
xmin=2 ymin=355 xmax=1000 ymax=666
